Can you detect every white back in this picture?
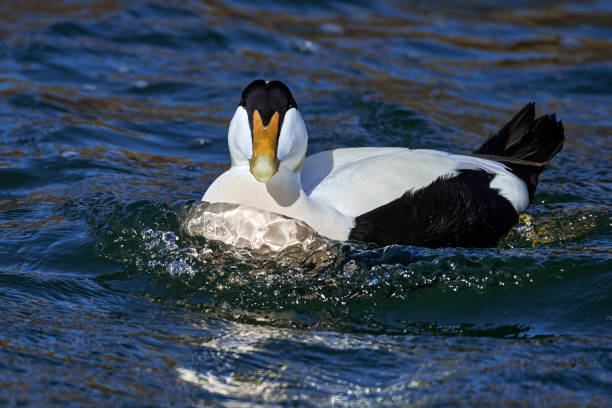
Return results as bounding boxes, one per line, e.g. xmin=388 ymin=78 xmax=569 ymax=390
xmin=302 ymin=147 xmax=529 ymax=216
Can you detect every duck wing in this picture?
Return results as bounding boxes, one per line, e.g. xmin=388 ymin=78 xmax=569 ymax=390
xmin=301 ymin=147 xmax=523 ymax=218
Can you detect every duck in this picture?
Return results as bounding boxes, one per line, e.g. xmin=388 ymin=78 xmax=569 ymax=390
xmin=202 ymin=79 xmax=564 ymax=248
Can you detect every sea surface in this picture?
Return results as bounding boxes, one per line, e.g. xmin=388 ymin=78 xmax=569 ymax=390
xmin=1 ymin=0 xmax=611 ymax=406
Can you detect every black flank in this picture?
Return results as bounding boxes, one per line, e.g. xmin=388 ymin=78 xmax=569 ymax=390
xmin=349 ymin=169 xmax=519 ymax=248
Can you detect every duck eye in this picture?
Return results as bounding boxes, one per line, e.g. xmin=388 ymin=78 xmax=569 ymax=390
xmin=287 ymin=97 xmax=297 ymax=110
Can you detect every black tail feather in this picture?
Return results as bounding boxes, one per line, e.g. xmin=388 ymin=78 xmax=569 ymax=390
xmin=473 ymin=103 xmax=565 ymax=201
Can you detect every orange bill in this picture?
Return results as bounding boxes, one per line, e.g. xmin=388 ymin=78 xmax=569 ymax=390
xmin=250 ymin=110 xmax=280 ymax=182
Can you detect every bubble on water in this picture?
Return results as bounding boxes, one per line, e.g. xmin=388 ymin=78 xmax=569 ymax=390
xmin=61 ymin=150 xmax=79 ymax=159
xmin=116 ymin=65 xmax=131 ymax=74
xmin=295 ymin=39 xmax=319 ymax=53
xmin=134 ymin=80 xmax=148 ymax=89
xmin=192 ymin=138 xmax=212 ymax=148
xmin=320 ymin=23 xmax=343 ymax=34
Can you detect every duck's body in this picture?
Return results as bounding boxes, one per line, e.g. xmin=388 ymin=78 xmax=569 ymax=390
xmin=203 ymin=80 xmax=564 ymax=248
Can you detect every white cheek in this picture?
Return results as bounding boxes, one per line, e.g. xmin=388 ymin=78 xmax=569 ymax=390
xmin=228 ymin=107 xmax=252 ymax=162
xmin=277 ymin=108 xmax=307 ymax=162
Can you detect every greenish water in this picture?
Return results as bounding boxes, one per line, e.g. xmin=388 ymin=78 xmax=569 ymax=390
xmin=1 ymin=1 xmax=611 ymax=406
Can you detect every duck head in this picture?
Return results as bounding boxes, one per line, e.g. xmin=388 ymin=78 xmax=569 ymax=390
xmin=227 ymin=80 xmax=308 ymax=183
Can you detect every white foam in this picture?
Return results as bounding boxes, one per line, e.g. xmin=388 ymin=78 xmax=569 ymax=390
xmin=183 ymin=202 xmax=328 ymax=252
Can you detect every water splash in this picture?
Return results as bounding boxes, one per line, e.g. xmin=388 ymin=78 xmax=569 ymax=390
xmin=183 ymin=201 xmax=330 ymax=252
xmin=81 ymin=196 xmax=611 ymax=337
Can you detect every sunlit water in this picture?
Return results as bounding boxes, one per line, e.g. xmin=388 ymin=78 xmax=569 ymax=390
xmin=1 ymin=1 xmax=611 ymax=406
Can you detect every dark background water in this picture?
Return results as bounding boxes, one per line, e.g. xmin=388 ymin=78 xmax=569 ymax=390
xmin=1 ymin=0 xmax=611 ymax=406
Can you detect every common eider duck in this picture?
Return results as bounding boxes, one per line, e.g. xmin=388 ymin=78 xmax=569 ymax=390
xmin=202 ymin=79 xmax=564 ymax=248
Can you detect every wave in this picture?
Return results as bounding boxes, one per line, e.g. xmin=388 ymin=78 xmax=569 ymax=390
xmin=74 ymin=196 xmax=610 ymax=337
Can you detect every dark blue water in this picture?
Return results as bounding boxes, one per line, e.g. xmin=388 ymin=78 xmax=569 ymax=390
xmin=1 ymin=1 xmax=611 ymax=406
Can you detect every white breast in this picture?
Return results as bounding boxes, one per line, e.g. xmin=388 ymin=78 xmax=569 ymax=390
xmin=202 ymin=166 xmax=355 ymax=241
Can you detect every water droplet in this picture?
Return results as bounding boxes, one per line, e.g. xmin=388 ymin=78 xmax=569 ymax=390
xmin=192 ymin=138 xmax=212 ymax=148
xmin=134 ymin=80 xmax=148 ymax=89
xmin=320 ymin=23 xmax=343 ymax=34
xmin=61 ymin=151 xmax=79 ymax=159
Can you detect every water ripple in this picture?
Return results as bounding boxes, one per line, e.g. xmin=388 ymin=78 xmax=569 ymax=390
xmin=1 ymin=0 xmax=611 ymax=406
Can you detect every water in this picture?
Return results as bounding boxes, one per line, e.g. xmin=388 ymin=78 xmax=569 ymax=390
xmin=1 ymin=0 xmax=611 ymax=406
